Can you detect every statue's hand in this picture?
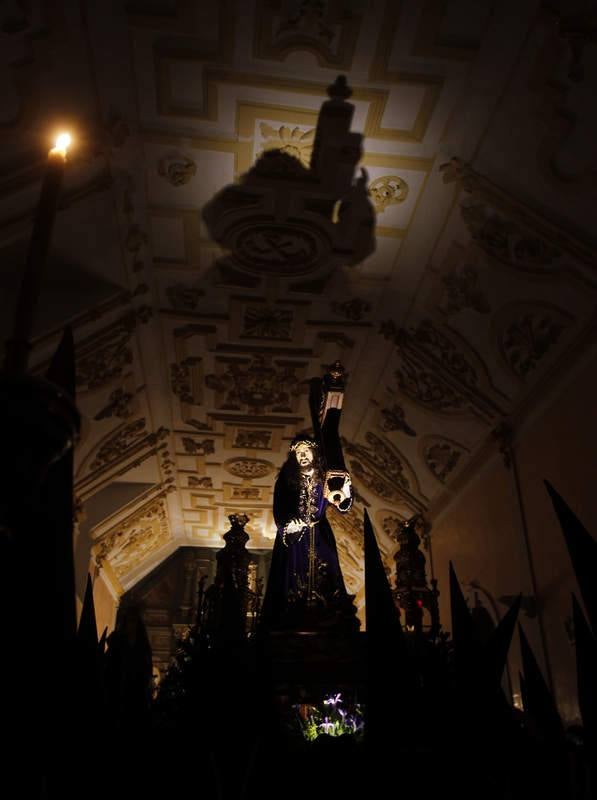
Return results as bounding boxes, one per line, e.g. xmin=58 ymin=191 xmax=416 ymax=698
xmin=285 ymin=517 xmax=305 ymax=534
xmin=282 ymin=517 xmax=307 ymax=546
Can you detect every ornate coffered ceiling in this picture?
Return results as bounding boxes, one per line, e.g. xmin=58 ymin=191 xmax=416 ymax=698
xmin=1 ymin=0 xmax=596 ymax=608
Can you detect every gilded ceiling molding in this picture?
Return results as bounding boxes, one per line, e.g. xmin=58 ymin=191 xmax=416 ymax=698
xmin=342 ymin=432 xmax=428 ymax=514
xmin=232 ymin=429 xmax=273 ymax=449
xmin=376 ymin=509 xmax=407 ymax=540
xmin=92 ymin=491 xmax=172 ymax=580
xmin=381 ymin=318 xmax=508 ymax=423
xmin=75 ymin=422 xmax=170 ymax=500
xmin=181 ymin=437 xmax=215 ymax=456
xmin=327 ymin=503 xmax=365 ymax=597
xmin=494 ymin=301 xmax=575 ymax=381
xmin=188 ymin=475 xmax=213 ymax=489
xmin=170 ymin=357 xmax=203 ymax=405
xmin=75 ymin=313 xmax=136 ymax=392
xmin=153 ymin=64 xmax=442 ymax=144
xmin=420 ymin=435 xmax=469 ymax=485
xmin=253 ymin=0 xmax=362 ymax=69
xmin=94 ymin=383 xmax=142 ymax=422
xmin=440 ymin=157 xmax=597 ymax=280
xmin=223 ymin=458 xmax=274 ymax=480
xmin=205 ymin=354 xmax=306 ymax=415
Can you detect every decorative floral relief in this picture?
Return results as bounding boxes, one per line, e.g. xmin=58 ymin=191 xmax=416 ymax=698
xmin=171 ymin=357 xmax=202 ymax=405
xmin=188 ymin=476 xmax=213 ymax=489
xmin=224 ymin=458 xmax=274 ymax=479
xmin=205 ymin=355 xmax=303 ymax=414
xmin=422 ymin=437 xmax=467 ymax=484
xmin=500 ymin=309 xmax=572 ymax=378
xmin=158 ymin=155 xmax=197 ymax=186
xmin=95 ymin=496 xmax=170 ymax=578
xmin=461 ymin=201 xmax=561 ymax=271
xmin=233 ymin=429 xmax=272 ymax=449
xmin=440 ymin=264 xmax=491 ymax=315
xmin=382 ymin=318 xmax=504 ymax=421
xmin=235 ymin=224 xmax=320 ymax=274
xmin=259 ymin=123 xmax=315 ymax=168
xmin=343 ymin=433 xmax=427 ymax=512
xmin=182 ymin=438 xmax=215 ymax=456
xmin=242 ymin=306 xmax=293 ymax=339
xmin=94 ymin=387 xmax=139 ymax=421
xmin=348 ymin=459 xmax=402 ymax=504
xmin=380 ymin=403 xmax=417 ymax=436
xmin=380 ymin=513 xmax=404 ymax=539
xmin=369 ymin=175 xmax=409 ymax=213
xmin=90 ymin=418 xmax=147 ymax=471
xmin=76 ymin=322 xmax=135 ymax=392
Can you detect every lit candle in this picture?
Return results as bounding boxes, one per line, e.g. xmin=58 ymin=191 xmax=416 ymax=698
xmin=4 ymin=132 xmax=72 ymax=376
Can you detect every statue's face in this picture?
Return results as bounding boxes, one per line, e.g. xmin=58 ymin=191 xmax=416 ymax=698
xmin=294 ymin=443 xmax=314 ymax=468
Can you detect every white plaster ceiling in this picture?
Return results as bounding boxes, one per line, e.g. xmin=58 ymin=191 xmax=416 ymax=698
xmin=1 ymin=0 xmax=595 ymax=608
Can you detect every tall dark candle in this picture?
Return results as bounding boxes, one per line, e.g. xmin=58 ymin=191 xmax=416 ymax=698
xmin=3 ymin=134 xmax=70 ymax=376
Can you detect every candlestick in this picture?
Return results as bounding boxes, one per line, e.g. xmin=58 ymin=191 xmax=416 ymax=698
xmin=3 ymin=132 xmax=71 ymax=376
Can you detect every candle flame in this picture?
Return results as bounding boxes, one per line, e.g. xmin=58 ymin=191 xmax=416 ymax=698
xmin=55 ymin=132 xmax=72 ymax=152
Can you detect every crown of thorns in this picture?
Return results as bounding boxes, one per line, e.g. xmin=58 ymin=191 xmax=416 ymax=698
xmin=289 ymin=439 xmax=318 ymax=453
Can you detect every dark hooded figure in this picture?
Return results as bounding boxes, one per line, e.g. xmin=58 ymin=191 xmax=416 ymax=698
xmin=261 ymin=438 xmax=358 ymax=630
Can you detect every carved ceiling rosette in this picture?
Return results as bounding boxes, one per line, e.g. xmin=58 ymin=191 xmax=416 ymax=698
xmin=242 ymin=306 xmax=293 ymax=340
xmin=495 ymin=302 xmax=574 ymax=380
xmin=421 ymin=435 xmax=469 ymax=484
xmin=381 ymin=318 xmax=508 ymax=423
xmin=369 ymin=175 xmax=409 ymax=213
xmin=259 ymin=123 xmax=315 ymax=168
xmin=201 ymin=76 xmax=375 ymax=281
xmin=157 ymin=154 xmax=197 ymax=186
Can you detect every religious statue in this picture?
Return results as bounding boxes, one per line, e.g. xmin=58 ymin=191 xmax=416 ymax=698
xmin=261 ymin=438 xmax=358 ymax=630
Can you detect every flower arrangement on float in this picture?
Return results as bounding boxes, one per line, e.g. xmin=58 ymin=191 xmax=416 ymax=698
xmin=293 ymin=692 xmax=364 ymax=742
